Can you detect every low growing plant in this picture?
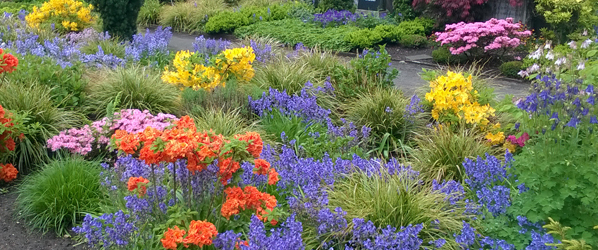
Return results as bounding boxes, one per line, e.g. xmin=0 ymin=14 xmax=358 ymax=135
xmin=15 ymin=157 xmax=105 ymax=235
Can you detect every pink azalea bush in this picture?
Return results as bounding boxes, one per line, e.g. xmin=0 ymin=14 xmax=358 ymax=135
xmin=47 ymin=109 xmax=177 ymax=155
xmin=435 ymin=18 xmax=532 ymax=55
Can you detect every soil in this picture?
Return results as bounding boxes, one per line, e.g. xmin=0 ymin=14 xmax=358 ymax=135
xmin=0 ymin=185 xmax=85 ymax=250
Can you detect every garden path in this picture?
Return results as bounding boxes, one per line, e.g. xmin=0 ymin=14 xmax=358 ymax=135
xmin=166 ymin=31 xmax=530 ymax=100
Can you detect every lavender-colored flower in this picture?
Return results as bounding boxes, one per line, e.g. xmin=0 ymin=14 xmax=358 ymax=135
xmin=432 ymin=179 xmax=465 ymax=205
xmin=193 ymin=35 xmax=230 ymax=58
xmin=73 ymin=211 xmax=137 ymax=249
xmin=454 ymin=221 xmax=476 ymax=247
xmin=214 ymin=230 xmax=243 ymax=250
xmin=244 ymin=214 xmax=304 ymax=250
xmin=581 ymin=39 xmax=593 ymax=49
xmin=125 ymin=26 xmax=172 ymax=63
xmin=475 ymin=185 xmax=511 ymax=216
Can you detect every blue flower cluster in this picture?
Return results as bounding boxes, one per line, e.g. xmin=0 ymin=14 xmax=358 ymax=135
xmin=346 ymin=218 xmax=423 ymax=250
xmin=244 ymin=214 xmax=304 ymax=250
xmin=312 ymin=10 xmax=388 ymax=28
xmin=125 ymin=26 xmax=172 ymax=63
xmin=73 ymin=211 xmax=137 ymax=249
xmin=192 ymin=35 xmax=230 ymax=59
xmin=516 ymin=74 xmax=597 ymax=129
xmin=249 ymin=39 xmax=274 ymax=63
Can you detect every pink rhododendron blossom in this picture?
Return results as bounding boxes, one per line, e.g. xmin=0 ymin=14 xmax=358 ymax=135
xmin=435 ymin=18 xmax=532 ymax=55
xmin=47 ymin=109 xmax=178 ymax=155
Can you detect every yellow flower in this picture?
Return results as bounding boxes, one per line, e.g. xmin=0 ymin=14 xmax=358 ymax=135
xmin=503 ymin=141 xmax=517 ymax=153
xmin=26 ymin=0 xmax=93 ymax=33
xmin=485 ymin=132 xmax=505 ymax=146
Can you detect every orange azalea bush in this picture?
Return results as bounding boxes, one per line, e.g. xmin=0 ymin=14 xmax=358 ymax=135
xmin=103 ymin=115 xmax=281 ymax=249
xmin=0 ymin=105 xmax=21 ymax=183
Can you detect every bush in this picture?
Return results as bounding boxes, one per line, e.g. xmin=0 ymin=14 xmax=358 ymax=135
xmin=15 ymin=157 xmax=104 ymax=235
xmin=3 ymin=55 xmax=87 ymax=110
xmin=373 ymin=24 xmax=403 ymax=43
xmin=138 ymin=0 xmax=161 ymax=26
xmin=345 ymin=28 xmax=383 ymax=49
xmin=398 ymin=34 xmax=427 ymax=48
xmin=25 ymin=0 xmax=94 ymax=34
xmin=411 ymin=126 xmax=497 ymax=181
xmin=85 ymin=66 xmax=181 ymax=117
xmin=204 ymin=10 xmax=250 ymax=33
xmin=159 ymin=0 xmax=226 ymax=33
xmin=397 ymin=19 xmax=426 ymax=36
xmin=0 ymin=82 xmax=83 ymax=172
xmin=499 ymin=61 xmax=523 ymax=78
xmin=345 ymin=88 xmax=416 ymax=144
xmin=431 ymin=46 xmax=466 ymax=64
xmin=318 ymin=0 xmax=354 ymax=11
xmin=435 ymin=18 xmax=532 ymax=58
xmin=235 ymin=19 xmax=359 ymax=52
xmin=327 ymin=167 xmax=473 ymax=249
xmin=392 ymin=0 xmax=418 ymax=20
xmin=89 ymin=0 xmax=144 ymax=40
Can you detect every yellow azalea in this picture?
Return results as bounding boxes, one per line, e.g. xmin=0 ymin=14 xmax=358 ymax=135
xmin=485 ymin=132 xmax=505 ymax=146
xmin=162 ymin=48 xmax=256 ymax=91
xmin=26 ymin=0 xmax=93 ymax=33
xmin=426 ymin=71 xmax=495 ymax=127
xmin=503 ymin=141 xmax=517 ymax=153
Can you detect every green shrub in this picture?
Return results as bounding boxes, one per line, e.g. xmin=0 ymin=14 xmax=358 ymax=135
xmin=410 ymin=126 xmax=498 ymax=181
xmin=15 ymin=157 xmax=105 ymax=235
xmin=236 ymin=19 xmax=359 ymax=51
xmin=192 ymin=108 xmax=262 ymax=138
xmin=204 ymin=11 xmax=250 ymax=33
xmin=392 ymin=0 xmax=418 ymax=21
xmin=85 ymin=66 xmax=181 ymax=117
xmin=0 ymin=82 xmax=83 ymax=172
xmin=89 ymin=0 xmax=144 ymax=40
xmin=415 ymin=17 xmax=435 ymax=35
xmin=397 ymin=19 xmax=426 ymax=36
xmin=432 ymin=46 xmax=465 ymax=64
xmin=373 ymin=24 xmax=403 ymax=43
xmin=333 ymin=46 xmax=399 ymax=100
xmin=159 ymin=0 xmax=226 ymax=33
xmin=398 ymin=34 xmax=427 ymax=48
xmin=345 ymin=28 xmax=383 ymax=49
xmin=345 ymin=88 xmax=417 ymax=145
xmin=499 ymin=61 xmax=523 ymax=78
xmin=318 ymin=0 xmax=354 ymax=11
xmin=138 ymin=0 xmax=161 ymax=26
xmin=327 ymin=167 xmax=473 ymax=249
xmin=0 ymin=2 xmax=37 ymax=13
xmin=3 ymin=55 xmax=87 ymax=110
xmin=182 ymin=80 xmax=263 ymax=118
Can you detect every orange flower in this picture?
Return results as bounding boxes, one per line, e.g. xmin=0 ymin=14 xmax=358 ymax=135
xmin=139 ymin=145 xmax=162 ymax=165
xmin=139 ymin=126 xmax=161 ymax=144
xmin=253 ymin=159 xmax=270 ymax=175
xmin=270 ymin=219 xmax=278 ymax=226
xmin=235 ymin=240 xmax=249 ymax=249
xmin=267 ymin=168 xmax=279 ymax=185
xmin=127 ymin=176 xmax=149 ymax=196
xmin=175 ymin=115 xmax=196 ymax=131
xmin=221 ymin=186 xmax=277 ymax=220
xmin=183 ymin=220 xmax=218 ymax=247
xmin=235 ymin=132 xmax=263 ymax=158
xmin=112 ymin=130 xmax=140 ymax=154
xmin=0 ymin=163 xmax=18 ymax=182
xmin=4 ymin=137 xmax=15 ymax=151
xmin=218 ymin=157 xmax=240 ymax=185
xmin=161 ymin=226 xmax=186 ymax=250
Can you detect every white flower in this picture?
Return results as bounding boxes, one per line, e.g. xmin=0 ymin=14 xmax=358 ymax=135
xmin=568 ymin=41 xmax=577 ymax=49
xmin=544 ymin=41 xmax=552 ymax=49
xmin=518 ymin=70 xmax=529 ymax=78
xmin=583 ymin=30 xmax=588 ymax=36
xmin=528 ymin=48 xmax=542 ymax=59
xmin=577 ymin=62 xmax=585 ymax=70
xmin=555 ymin=57 xmax=566 ymax=66
xmin=581 ymin=39 xmax=593 ymax=49
xmin=545 ymin=52 xmax=554 ymax=60
xmin=529 ymin=64 xmax=540 ymax=72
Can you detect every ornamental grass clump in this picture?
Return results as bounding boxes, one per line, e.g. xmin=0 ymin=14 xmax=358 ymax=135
xmin=86 ymin=66 xmax=182 ymax=117
xmin=435 ymin=18 xmax=532 ymax=58
xmin=327 ymin=166 xmax=475 ymax=249
xmin=25 ymin=0 xmax=94 ymax=33
xmin=15 ymin=157 xmax=105 ymax=235
xmin=162 ymin=47 xmax=256 ymax=91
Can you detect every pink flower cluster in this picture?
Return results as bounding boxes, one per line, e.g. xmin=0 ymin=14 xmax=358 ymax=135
xmin=507 ymin=132 xmax=530 ymax=147
xmin=435 ymin=18 xmax=532 ymax=55
xmin=47 ymin=109 xmax=178 ymax=155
